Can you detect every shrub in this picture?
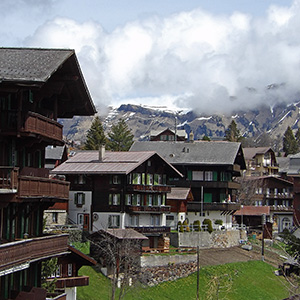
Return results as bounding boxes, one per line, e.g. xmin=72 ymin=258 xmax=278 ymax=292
xmin=183 ymin=219 xmax=190 ymax=232
xmin=214 ymin=219 xmax=223 ymax=226
xmin=177 ymin=221 xmax=183 ymax=232
xmin=193 ymin=220 xmax=201 ymax=231
xmin=203 ymin=219 xmax=213 ymax=233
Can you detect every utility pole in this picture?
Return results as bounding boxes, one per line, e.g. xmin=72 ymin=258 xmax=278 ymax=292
xmin=197 ymin=245 xmax=200 ymax=300
xmin=261 ymin=213 xmax=266 ymax=261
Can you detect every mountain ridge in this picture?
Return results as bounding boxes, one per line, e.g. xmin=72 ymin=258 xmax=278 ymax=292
xmin=61 ymin=102 xmax=300 ymax=151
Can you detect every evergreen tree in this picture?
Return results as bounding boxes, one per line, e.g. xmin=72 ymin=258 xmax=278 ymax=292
xmin=224 ymin=120 xmax=243 ymax=142
xmin=83 ymin=116 xmax=107 ymax=150
xmin=107 ymin=119 xmax=134 ymax=151
xmin=283 ymin=126 xmax=299 ymax=156
xmin=295 ymin=128 xmax=300 ymax=148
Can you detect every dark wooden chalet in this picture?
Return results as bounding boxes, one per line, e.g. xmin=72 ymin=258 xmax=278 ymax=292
xmin=0 ymin=48 xmax=96 ymax=299
xmin=52 ymin=148 xmax=183 ymax=251
xmin=130 ymin=141 xmax=246 ymax=220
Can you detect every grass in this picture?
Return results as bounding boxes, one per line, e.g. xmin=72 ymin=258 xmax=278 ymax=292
xmin=71 ymin=241 xmax=90 ymax=255
xmin=78 ymin=260 xmax=292 ymax=300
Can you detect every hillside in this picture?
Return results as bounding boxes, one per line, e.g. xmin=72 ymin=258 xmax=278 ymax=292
xmin=60 ymin=102 xmax=300 ymax=150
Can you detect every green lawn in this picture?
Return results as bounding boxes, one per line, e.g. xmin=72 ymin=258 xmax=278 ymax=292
xmin=78 ymin=261 xmax=292 ymax=300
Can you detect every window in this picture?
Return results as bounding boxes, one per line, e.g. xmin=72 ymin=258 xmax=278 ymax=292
xmin=77 ymin=214 xmax=84 ymax=225
xmin=147 ymin=174 xmax=153 ymax=185
xmin=132 ymin=173 xmax=141 ymax=184
xmin=52 ymin=212 xmax=58 ymax=223
xmin=147 ymin=195 xmax=153 ymax=206
xmin=78 ymin=175 xmax=86 ymax=184
xmin=151 ymin=215 xmax=160 ymax=226
xmin=108 ymin=215 xmax=120 ymax=228
xmin=75 ymin=193 xmax=85 ymax=207
xmin=205 ymin=171 xmax=213 ymax=181
xmin=112 ymin=175 xmax=121 ymax=184
xmin=126 ymin=194 xmax=132 ymax=205
xmin=192 ymin=171 xmax=204 ymax=181
xmin=130 ymin=215 xmax=139 ymax=226
xmin=68 ymin=264 xmax=73 ymax=277
xmin=109 ymin=194 xmax=120 ymax=205
xmin=154 ymin=174 xmax=163 ymax=185
xmin=162 ymin=194 xmax=166 ymax=206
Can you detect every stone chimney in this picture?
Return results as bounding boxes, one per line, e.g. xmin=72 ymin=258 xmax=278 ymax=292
xmin=99 ymin=145 xmax=105 ymax=161
xmin=189 ymin=131 xmax=194 ymax=143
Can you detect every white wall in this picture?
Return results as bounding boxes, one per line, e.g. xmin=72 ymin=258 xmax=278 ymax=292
xmin=68 ymin=191 xmax=92 ymax=226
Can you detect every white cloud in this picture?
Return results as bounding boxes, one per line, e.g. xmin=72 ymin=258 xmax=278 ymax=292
xmin=18 ymin=0 xmax=300 ymax=114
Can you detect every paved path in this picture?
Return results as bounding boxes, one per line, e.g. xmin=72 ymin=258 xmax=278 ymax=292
xmin=199 ymin=246 xmax=282 ymax=267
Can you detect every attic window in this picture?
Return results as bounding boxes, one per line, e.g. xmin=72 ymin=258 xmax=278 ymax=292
xmin=169 ymin=154 xmax=175 ymax=158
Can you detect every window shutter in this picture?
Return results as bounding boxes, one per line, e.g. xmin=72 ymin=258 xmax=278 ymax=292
xmin=154 ymin=174 xmax=159 ymax=185
xmin=82 ymin=193 xmax=86 ymax=205
xmin=187 ymin=170 xmax=192 ymax=180
xmin=74 ymin=193 xmax=78 ymax=205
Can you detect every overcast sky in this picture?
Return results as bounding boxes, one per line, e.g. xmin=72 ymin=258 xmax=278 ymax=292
xmin=1 ymin=0 xmax=299 ymax=115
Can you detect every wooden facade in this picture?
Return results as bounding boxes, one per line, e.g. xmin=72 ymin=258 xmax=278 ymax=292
xmin=0 ymin=48 xmax=96 ymax=299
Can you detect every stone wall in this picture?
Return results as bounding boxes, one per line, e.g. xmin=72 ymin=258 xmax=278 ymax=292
xmin=140 ymin=261 xmax=198 ymax=286
xmin=170 ymin=229 xmax=244 ymax=248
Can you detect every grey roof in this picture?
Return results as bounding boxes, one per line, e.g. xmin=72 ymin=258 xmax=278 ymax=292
xmin=0 ymin=48 xmax=73 ymax=83
xmin=130 ymin=141 xmax=245 ymax=167
xmin=45 ymin=145 xmax=66 ymax=160
xmin=0 ymin=48 xmax=96 ymax=117
xmin=277 ymin=157 xmax=290 ymax=174
xmin=51 ymin=150 xmax=183 ymax=176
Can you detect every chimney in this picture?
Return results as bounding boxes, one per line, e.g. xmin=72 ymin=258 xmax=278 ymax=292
xmin=189 ymin=131 xmax=194 ymax=143
xmin=99 ymin=145 xmax=105 ymax=161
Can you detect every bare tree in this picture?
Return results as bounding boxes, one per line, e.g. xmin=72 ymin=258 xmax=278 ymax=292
xmin=88 ymin=229 xmax=147 ymax=300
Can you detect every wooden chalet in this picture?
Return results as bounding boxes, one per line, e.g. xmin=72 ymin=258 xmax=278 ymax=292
xmin=149 ymin=128 xmax=187 ymax=141
xmin=243 ymin=147 xmax=278 ymax=176
xmin=0 ymin=48 xmax=96 ymax=299
xmin=166 ymin=187 xmax=193 ymax=229
xmin=130 ymin=140 xmax=246 ymax=228
xmin=52 ymin=148 xmax=183 ymax=251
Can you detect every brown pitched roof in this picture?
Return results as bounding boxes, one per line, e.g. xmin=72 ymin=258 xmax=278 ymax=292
xmin=68 ymin=246 xmax=97 ymax=265
xmin=167 ymin=187 xmax=193 ymax=201
xmin=52 ymin=150 xmax=183 ymax=177
xmin=243 ymin=147 xmax=273 ymax=160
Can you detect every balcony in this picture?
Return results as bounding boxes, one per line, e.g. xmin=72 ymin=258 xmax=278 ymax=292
xmin=21 ymin=111 xmax=63 ymax=143
xmin=0 ymin=111 xmax=63 ymax=143
xmin=125 ymin=205 xmax=171 ymax=213
xmin=170 ymin=179 xmax=240 ymax=190
xmin=127 ymin=226 xmax=170 ymax=234
xmin=187 ymin=201 xmax=241 ymax=213
xmin=0 ymin=167 xmax=69 ymax=200
xmin=54 ymin=276 xmax=89 ymax=288
xmin=127 ymin=184 xmax=171 ymax=193
xmin=0 ymin=234 xmax=68 ymax=273
xmin=0 ymin=166 xmax=18 ymax=192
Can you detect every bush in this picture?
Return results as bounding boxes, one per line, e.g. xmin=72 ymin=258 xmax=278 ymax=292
xmin=203 ymin=219 xmax=213 ymax=233
xmin=214 ymin=219 xmax=223 ymax=226
xmin=183 ymin=219 xmax=190 ymax=232
xmin=177 ymin=221 xmax=182 ymax=232
xmin=193 ymin=220 xmax=201 ymax=232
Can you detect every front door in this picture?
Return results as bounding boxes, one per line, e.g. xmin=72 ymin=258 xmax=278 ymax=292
xmin=83 ymin=214 xmax=89 ymax=231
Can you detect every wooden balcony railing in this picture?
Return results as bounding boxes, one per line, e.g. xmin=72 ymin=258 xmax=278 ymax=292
xmin=19 ymin=175 xmax=69 ymax=199
xmin=21 ymin=111 xmax=63 ymax=142
xmin=0 ymin=166 xmax=18 ymax=191
xmin=0 ymin=166 xmax=69 ymax=199
xmin=54 ymin=276 xmax=90 ymax=288
xmin=187 ymin=201 xmax=241 ymax=212
xmin=125 ymin=205 xmax=171 ymax=213
xmin=127 ymin=184 xmax=171 ymax=193
xmin=0 ymin=234 xmax=68 ymax=272
xmin=127 ymin=226 xmax=170 ymax=234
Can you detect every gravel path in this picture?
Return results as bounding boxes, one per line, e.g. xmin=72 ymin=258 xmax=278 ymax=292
xmin=199 ymin=246 xmax=283 ymax=267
